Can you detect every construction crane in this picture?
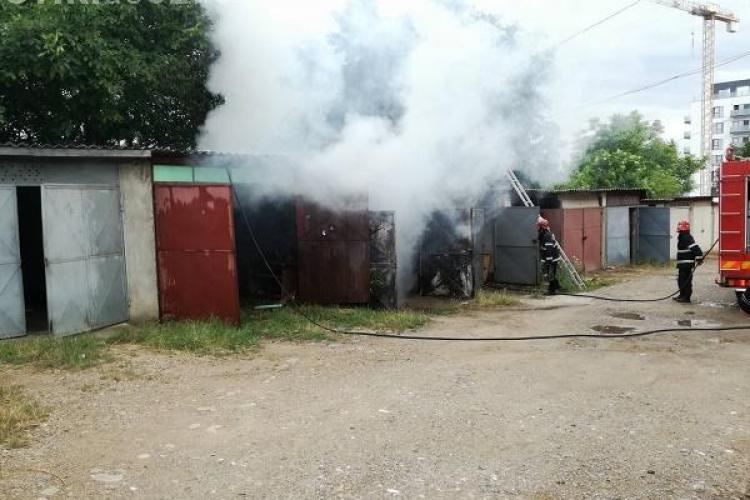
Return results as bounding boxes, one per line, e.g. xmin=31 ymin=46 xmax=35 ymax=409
xmin=650 ymin=0 xmax=739 ymax=195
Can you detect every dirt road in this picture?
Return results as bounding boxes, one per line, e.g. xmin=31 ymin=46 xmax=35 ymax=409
xmin=1 ymin=266 xmax=749 ymax=499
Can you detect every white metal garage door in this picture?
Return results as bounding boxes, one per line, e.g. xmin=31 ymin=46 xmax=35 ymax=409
xmin=0 ymin=186 xmax=25 ymax=339
xmin=42 ymin=186 xmax=128 ymax=336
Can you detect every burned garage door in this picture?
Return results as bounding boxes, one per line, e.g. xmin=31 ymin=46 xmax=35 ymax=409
xmin=154 ymin=184 xmax=240 ymax=324
xmin=42 ymin=186 xmax=128 ymax=336
xmin=296 ymin=198 xmax=370 ymax=305
xmin=419 ymin=210 xmax=474 ymax=299
xmin=494 ymin=207 xmax=540 ymax=285
xmin=0 ymin=186 xmax=25 ymax=339
xmin=370 ymin=211 xmax=397 ymax=309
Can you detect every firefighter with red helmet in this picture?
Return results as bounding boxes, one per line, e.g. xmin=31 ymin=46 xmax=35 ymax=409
xmin=537 ymin=216 xmax=561 ymax=295
xmin=674 ymin=220 xmax=703 ymax=303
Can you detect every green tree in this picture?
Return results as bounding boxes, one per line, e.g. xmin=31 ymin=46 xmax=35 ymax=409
xmin=565 ymin=112 xmax=703 ymax=198
xmin=737 ymin=140 xmax=750 ymax=158
xmin=0 ymin=2 xmax=222 ymax=150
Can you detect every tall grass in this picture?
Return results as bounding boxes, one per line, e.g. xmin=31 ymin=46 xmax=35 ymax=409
xmin=0 ymin=384 xmax=48 ymax=449
xmin=0 ymin=335 xmax=111 ymax=369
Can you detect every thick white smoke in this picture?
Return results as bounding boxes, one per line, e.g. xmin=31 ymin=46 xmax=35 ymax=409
xmin=198 ymin=0 xmax=561 ymax=293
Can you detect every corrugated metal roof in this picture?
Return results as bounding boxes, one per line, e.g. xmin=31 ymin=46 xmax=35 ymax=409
xmin=526 ymin=187 xmax=647 ymax=195
xmin=0 ymin=142 xmax=291 ymax=160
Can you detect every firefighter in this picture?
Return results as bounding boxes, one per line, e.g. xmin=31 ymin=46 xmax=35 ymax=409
xmin=674 ymin=220 xmax=704 ymax=303
xmin=537 ymin=217 xmax=561 ymax=295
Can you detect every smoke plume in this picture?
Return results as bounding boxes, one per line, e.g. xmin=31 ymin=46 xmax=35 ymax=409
xmin=198 ymin=0 xmax=560 ymax=294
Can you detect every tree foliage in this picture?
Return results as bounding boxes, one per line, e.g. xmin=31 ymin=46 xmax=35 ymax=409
xmin=737 ymin=140 xmax=750 ymax=158
xmin=565 ymin=112 xmax=703 ymax=198
xmin=0 ymin=2 xmax=222 ymax=149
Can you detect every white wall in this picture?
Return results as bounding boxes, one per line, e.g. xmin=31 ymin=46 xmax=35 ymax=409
xmin=669 ymin=202 xmax=717 ymax=260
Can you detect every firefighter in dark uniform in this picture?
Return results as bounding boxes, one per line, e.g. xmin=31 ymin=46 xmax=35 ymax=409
xmin=674 ymin=220 xmax=703 ymax=303
xmin=537 ymin=217 xmax=561 ymax=295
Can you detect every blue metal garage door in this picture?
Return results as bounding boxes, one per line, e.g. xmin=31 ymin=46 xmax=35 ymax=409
xmin=0 ymin=186 xmax=25 ymax=339
xmin=42 ymin=186 xmax=128 ymax=336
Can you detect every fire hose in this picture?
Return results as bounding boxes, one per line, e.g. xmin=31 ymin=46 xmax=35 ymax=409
xmin=493 ymin=239 xmax=721 ymax=303
xmin=228 ymin=173 xmax=750 ymax=341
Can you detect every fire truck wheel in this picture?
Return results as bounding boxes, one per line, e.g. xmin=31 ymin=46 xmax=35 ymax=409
xmin=737 ymin=290 xmax=750 ymax=315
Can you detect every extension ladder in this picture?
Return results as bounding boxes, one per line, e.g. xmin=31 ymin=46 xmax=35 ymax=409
xmin=505 ymin=169 xmax=587 ymax=291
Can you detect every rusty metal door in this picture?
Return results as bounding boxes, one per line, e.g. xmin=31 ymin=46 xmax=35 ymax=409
xmin=583 ymin=208 xmax=602 ymax=271
xmin=42 ymin=186 xmax=128 ymax=336
xmin=296 ymin=199 xmax=370 ymax=304
xmin=494 ymin=207 xmax=540 ymax=285
xmin=154 ymin=184 xmax=240 ymax=324
xmin=0 ymin=186 xmax=26 ymax=339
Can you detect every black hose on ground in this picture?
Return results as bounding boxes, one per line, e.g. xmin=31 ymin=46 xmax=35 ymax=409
xmin=227 ymin=174 xmax=747 ymax=341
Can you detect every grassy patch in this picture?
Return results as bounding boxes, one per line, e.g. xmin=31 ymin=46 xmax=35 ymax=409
xmin=0 ymin=335 xmax=111 ymax=370
xmin=583 ymin=276 xmax=621 ymax=291
xmin=111 ymin=306 xmax=431 ymax=355
xmin=0 ymin=384 xmax=48 ymax=449
xmin=474 ymin=289 xmax=522 ymax=308
xmin=0 ymin=306 xmax=431 ymax=366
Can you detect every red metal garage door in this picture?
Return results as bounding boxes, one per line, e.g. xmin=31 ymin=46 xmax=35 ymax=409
xmin=542 ymin=208 xmax=601 ymax=272
xmin=154 ymin=184 xmax=240 ymax=324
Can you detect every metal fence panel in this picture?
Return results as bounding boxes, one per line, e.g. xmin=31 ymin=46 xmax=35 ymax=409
xmin=0 ymin=186 xmax=26 ymax=339
xmin=494 ymin=207 xmax=540 ymax=285
xmin=43 ymin=186 xmax=128 ymax=336
xmin=605 ymin=207 xmax=630 ymax=265
xmin=633 ymin=207 xmax=670 ymax=264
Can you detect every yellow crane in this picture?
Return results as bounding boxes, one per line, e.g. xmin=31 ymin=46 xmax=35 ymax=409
xmin=651 ymin=0 xmax=739 ymax=195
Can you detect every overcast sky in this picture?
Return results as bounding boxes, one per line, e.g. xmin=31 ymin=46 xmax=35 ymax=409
xmin=479 ymin=0 xmax=750 ymax=150
xmin=209 ymin=0 xmax=750 ymax=161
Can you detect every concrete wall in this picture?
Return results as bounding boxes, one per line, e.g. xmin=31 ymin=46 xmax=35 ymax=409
xmin=668 ymin=201 xmax=718 ymax=259
xmin=557 ymin=193 xmax=601 ymax=209
xmin=603 ymin=193 xmax=643 ymax=207
xmin=119 ymin=161 xmax=160 ymax=323
xmin=669 ymin=207 xmax=690 ymax=260
xmin=689 ymin=202 xmax=718 ymax=253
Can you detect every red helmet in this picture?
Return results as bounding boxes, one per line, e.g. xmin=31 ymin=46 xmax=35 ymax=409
xmin=537 ymin=216 xmax=550 ymax=230
xmin=677 ymin=220 xmax=690 ymax=233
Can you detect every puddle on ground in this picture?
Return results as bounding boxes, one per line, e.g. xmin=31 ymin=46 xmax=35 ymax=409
xmin=591 ymin=325 xmax=636 ymax=335
xmin=610 ymin=312 xmax=646 ymax=321
xmin=700 ymin=300 xmax=736 ymax=309
xmin=676 ymin=319 xmax=722 ymax=328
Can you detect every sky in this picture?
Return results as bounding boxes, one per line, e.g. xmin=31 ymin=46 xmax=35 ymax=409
xmin=207 ymin=0 xmax=750 ymax=161
xmin=480 ymin=0 xmax=750 ymax=152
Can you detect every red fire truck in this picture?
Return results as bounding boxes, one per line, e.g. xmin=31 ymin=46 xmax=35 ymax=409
xmin=718 ymin=147 xmax=750 ymax=313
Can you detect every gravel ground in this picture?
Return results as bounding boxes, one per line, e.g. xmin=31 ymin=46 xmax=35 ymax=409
xmin=1 ymin=265 xmax=749 ymax=499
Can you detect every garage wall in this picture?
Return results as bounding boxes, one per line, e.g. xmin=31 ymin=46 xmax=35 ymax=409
xmin=119 ymin=161 xmax=159 ymax=323
xmin=690 ymin=203 xmax=718 ymax=253
xmin=669 ymin=207 xmax=690 ymax=260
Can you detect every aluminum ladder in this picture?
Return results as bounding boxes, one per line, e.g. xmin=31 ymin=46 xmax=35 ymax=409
xmin=505 ymin=169 xmax=587 ymax=291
